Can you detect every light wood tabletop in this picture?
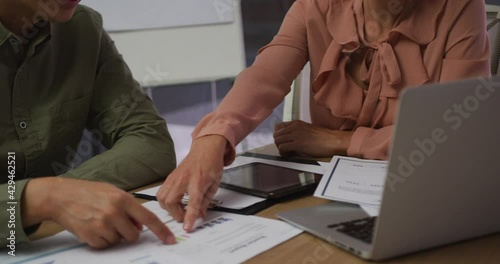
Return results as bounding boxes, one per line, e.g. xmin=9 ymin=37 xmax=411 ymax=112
xmin=245 ymin=145 xmax=500 ymax=264
xmin=248 ymin=196 xmax=500 ymax=264
xmin=29 ymin=145 xmax=500 ymax=264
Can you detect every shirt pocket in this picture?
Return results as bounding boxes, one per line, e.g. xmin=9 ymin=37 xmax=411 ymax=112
xmin=50 ymin=95 xmax=92 ymax=143
xmin=39 ymin=95 xmax=93 ymax=172
xmin=53 ymin=95 xmax=92 ymax=124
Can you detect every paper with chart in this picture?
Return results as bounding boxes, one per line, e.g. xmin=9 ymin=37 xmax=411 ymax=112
xmin=84 ymin=0 xmax=235 ymax=32
xmin=1 ymin=202 xmax=301 ymax=264
xmin=314 ymin=156 xmax=388 ymax=207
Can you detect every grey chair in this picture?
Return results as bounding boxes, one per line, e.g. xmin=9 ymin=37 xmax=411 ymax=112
xmin=283 ymin=62 xmax=310 ymax=122
xmin=487 ymin=4 xmax=500 ymax=75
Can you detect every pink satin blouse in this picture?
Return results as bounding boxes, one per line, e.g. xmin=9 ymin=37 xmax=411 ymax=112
xmin=192 ymin=0 xmax=490 ymax=163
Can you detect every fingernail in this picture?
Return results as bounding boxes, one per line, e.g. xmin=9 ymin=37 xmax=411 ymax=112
xmin=166 ymin=235 xmax=176 ymax=245
xmin=183 ymin=221 xmax=191 ymax=231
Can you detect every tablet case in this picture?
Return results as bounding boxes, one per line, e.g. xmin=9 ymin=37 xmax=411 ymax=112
xmin=134 ymin=188 xmax=315 ymax=215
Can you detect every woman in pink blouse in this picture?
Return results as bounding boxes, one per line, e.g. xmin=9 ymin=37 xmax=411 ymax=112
xmin=158 ymin=0 xmax=490 ymax=230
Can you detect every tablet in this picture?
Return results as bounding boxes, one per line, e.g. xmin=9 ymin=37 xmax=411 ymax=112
xmin=220 ymin=162 xmax=322 ymax=198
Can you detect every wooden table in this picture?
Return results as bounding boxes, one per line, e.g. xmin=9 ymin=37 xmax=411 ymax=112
xmin=248 ymin=196 xmax=500 ymax=264
xmin=30 ymin=145 xmax=500 ymax=264
xmin=244 ymin=145 xmax=500 ymax=263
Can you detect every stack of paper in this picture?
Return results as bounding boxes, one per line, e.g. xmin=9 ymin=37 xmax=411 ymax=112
xmin=314 ymin=156 xmax=388 ymax=216
xmin=135 ymin=185 xmax=267 ymax=210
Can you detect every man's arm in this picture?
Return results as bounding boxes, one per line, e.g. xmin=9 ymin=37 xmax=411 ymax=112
xmin=0 ymin=180 xmax=32 ymax=247
xmin=19 ymin=177 xmax=176 ymax=248
xmin=60 ymin=30 xmax=176 ymax=190
xmin=0 ymin=30 xmax=178 ymax=248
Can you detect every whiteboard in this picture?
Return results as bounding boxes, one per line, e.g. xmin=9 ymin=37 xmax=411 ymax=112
xmin=84 ymin=0 xmax=234 ymax=32
xmin=86 ymin=0 xmax=246 ymax=87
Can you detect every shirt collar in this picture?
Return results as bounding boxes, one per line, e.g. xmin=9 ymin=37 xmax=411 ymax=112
xmin=33 ymin=22 xmax=52 ymax=46
xmin=327 ymin=0 xmax=447 ymax=50
xmin=0 ymin=20 xmax=54 ymax=57
xmin=0 ymin=21 xmax=52 ymax=49
xmin=0 ymin=22 xmax=13 ymax=47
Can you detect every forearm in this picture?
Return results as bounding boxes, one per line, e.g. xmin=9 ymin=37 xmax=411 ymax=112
xmin=21 ymin=178 xmax=56 ymax=228
xmin=62 ymin=132 xmax=176 ymax=191
xmin=192 ymin=48 xmax=307 ymax=163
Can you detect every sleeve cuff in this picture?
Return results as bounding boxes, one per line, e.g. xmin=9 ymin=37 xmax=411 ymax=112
xmin=1 ymin=179 xmax=33 ymax=247
xmin=192 ymin=124 xmax=237 ymax=166
xmin=347 ymin=127 xmax=372 ymax=158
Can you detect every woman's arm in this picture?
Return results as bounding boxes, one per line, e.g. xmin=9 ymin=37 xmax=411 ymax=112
xmin=191 ymin=0 xmax=310 ymax=164
xmin=157 ymin=0 xmax=311 ymax=231
xmin=440 ymin=0 xmax=490 ymax=81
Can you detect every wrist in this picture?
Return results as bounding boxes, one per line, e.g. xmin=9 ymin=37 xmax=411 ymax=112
xmin=21 ymin=177 xmax=57 ymax=227
xmin=331 ymin=131 xmax=353 ymax=155
xmin=192 ymin=135 xmax=229 ymax=157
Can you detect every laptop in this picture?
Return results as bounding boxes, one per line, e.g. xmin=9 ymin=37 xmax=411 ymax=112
xmin=277 ymin=76 xmax=500 ymax=260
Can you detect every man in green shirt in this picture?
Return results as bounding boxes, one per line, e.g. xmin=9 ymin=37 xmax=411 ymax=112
xmin=0 ymin=0 xmax=177 ymax=249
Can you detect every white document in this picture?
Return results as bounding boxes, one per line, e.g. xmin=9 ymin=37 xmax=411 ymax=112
xmin=314 ymin=156 xmax=388 ymax=206
xmin=84 ymin=0 xmax=235 ymax=32
xmin=135 ymin=185 xmax=266 ymax=210
xmin=226 ymin=155 xmax=328 ymax=175
xmin=0 ymin=203 xmax=174 ymax=264
xmin=317 ymin=161 xmax=331 ymax=167
xmin=4 ymin=202 xmax=301 ymax=264
xmin=359 ymin=204 xmax=381 ymax=217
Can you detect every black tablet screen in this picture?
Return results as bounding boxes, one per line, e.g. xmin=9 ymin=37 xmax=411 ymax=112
xmin=220 ymin=162 xmax=322 ymax=198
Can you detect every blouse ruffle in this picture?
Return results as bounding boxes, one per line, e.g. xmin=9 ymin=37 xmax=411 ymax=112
xmin=310 ymin=0 xmax=446 ymax=129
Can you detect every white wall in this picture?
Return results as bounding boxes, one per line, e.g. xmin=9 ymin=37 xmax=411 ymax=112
xmin=151 ymin=80 xmax=283 ymax=164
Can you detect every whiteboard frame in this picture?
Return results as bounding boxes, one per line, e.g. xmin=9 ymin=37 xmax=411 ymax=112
xmin=108 ymin=0 xmax=246 ymax=87
xmin=84 ymin=0 xmax=234 ymax=32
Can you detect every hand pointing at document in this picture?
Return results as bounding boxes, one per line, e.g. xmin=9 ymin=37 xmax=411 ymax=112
xmin=22 ymin=178 xmax=176 ymax=249
xmin=157 ymin=135 xmax=228 ymax=231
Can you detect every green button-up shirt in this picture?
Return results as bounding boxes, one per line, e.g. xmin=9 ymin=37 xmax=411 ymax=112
xmin=0 ymin=6 xmax=176 ymax=246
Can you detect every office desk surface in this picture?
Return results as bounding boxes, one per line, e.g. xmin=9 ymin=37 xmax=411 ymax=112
xmin=29 ymin=145 xmax=500 ymax=263
xmin=248 ymin=196 xmax=500 ymax=264
xmin=30 ymin=195 xmax=500 ymax=264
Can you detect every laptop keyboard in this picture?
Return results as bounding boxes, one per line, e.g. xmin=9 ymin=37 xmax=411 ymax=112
xmin=327 ymin=217 xmax=377 ymax=244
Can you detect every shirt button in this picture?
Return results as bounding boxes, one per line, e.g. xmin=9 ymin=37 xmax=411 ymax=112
xmin=19 ymin=122 xmax=27 ymax=129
